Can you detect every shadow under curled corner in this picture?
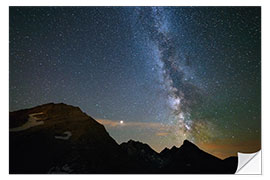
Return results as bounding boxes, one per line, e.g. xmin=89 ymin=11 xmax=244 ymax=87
xmin=235 ymin=150 xmax=261 ymax=174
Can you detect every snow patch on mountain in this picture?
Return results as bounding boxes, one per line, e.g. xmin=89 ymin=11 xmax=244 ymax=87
xmin=10 ymin=112 xmax=45 ymax=132
xmin=55 ymin=131 xmax=72 ymax=140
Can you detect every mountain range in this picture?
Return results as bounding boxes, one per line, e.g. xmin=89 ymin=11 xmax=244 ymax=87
xmin=9 ymin=103 xmax=238 ymax=174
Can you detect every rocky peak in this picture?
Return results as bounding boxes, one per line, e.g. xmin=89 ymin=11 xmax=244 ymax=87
xmin=181 ymin=140 xmax=199 ymax=150
xmin=120 ymin=140 xmax=157 ymax=155
xmin=160 ymin=147 xmax=169 ymax=154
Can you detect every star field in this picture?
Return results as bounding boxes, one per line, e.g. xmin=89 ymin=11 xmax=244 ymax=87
xmin=9 ymin=7 xmax=261 ymax=158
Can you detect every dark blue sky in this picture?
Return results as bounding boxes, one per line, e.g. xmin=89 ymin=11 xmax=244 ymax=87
xmin=9 ymin=7 xmax=261 ymax=158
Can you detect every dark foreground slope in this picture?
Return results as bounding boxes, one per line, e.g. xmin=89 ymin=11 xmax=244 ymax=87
xmin=9 ymin=103 xmax=126 ymax=173
xmin=10 ymin=103 xmax=237 ymax=174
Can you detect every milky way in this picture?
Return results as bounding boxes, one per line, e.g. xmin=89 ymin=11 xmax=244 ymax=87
xmin=133 ymin=7 xmax=211 ymax=142
xmin=10 ymin=7 xmax=261 ymax=157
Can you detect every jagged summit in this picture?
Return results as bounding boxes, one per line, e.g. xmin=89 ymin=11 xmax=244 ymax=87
xmin=126 ymin=139 xmax=141 ymax=144
xmin=121 ymin=139 xmax=158 ymax=154
xmin=183 ymin=139 xmax=193 ymax=145
xmin=181 ymin=139 xmax=200 ymax=150
xmin=124 ymin=139 xmax=152 ymax=147
xmin=160 ymin=147 xmax=170 ymax=154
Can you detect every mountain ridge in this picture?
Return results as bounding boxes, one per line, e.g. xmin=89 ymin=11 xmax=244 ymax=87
xmin=9 ymin=103 xmax=238 ymax=174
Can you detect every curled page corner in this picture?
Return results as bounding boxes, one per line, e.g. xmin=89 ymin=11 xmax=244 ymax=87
xmin=235 ymin=150 xmax=261 ymax=174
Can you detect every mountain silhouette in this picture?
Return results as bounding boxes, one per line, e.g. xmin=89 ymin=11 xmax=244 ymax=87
xmin=9 ymin=103 xmax=238 ymax=174
xmin=159 ymin=139 xmax=237 ymax=173
xmin=120 ymin=140 xmax=164 ymax=173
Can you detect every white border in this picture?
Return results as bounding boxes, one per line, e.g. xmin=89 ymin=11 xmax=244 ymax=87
xmin=7 ymin=0 xmax=263 ymax=6
xmin=2 ymin=0 xmax=269 ymax=180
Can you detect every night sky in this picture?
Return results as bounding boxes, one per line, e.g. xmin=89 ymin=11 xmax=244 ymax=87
xmin=9 ymin=7 xmax=261 ymax=158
